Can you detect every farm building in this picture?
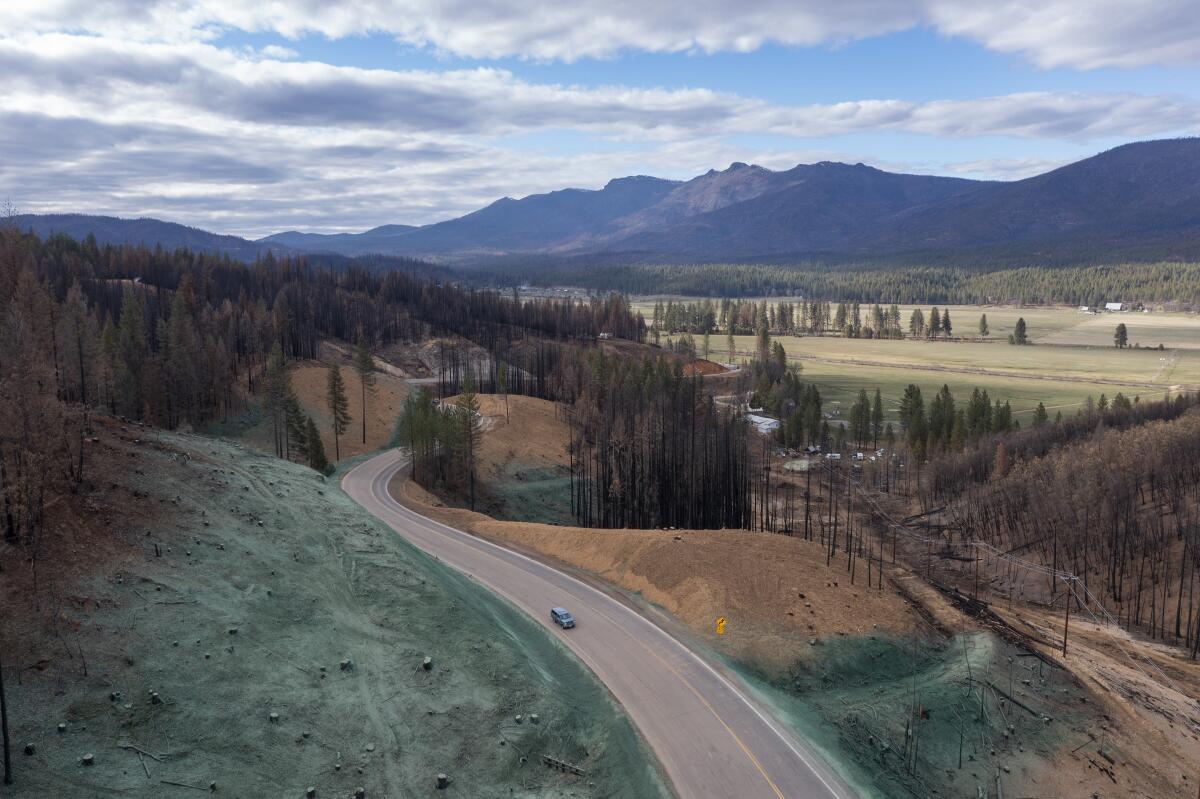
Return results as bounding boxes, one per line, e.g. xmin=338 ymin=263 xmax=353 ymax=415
xmin=1105 ymin=302 xmax=1124 ymax=311
xmin=746 ymin=414 xmax=780 ymax=435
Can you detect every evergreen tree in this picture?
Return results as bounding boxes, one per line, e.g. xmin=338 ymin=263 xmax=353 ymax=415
xmin=353 ymin=332 xmax=376 ymax=443
xmin=871 ymin=389 xmax=883 ymax=449
xmin=326 ymin=364 xmax=350 ymax=460
xmin=284 ymin=391 xmax=307 ymax=462
xmin=456 ymin=375 xmax=483 ymax=510
xmin=1114 ymin=323 xmax=1128 ymax=348
xmin=978 ymin=313 xmax=989 ymax=338
xmin=1033 ymin=402 xmax=1049 ymax=426
xmin=304 ymin=416 xmax=329 ymax=473
xmin=115 ymin=286 xmax=149 ymax=417
xmin=941 ymin=308 xmax=952 ymax=337
xmin=1010 ymin=317 xmax=1029 ymax=345
xmin=908 ymin=309 xmax=925 ymax=338
xmin=929 ymin=307 xmax=941 ymax=338
xmin=263 ymin=343 xmax=290 ymax=458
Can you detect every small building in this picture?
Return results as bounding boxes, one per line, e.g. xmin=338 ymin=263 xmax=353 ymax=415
xmin=1105 ymin=302 xmax=1124 ymax=312
xmin=745 ymin=414 xmax=780 ymax=435
xmin=597 ymin=332 xmax=613 ymax=340
xmin=1078 ymin=306 xmax=1089 ymax=312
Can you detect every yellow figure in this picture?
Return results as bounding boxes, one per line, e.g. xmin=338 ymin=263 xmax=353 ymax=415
xmin=715 ymin=616 xmax=727 ymax=635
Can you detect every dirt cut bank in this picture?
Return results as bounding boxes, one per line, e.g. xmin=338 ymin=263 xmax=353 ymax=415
xmin=398 ymin=393 xmax=1200 ymax=799
xmin=0 ymin=417 xmax=665 ymax=798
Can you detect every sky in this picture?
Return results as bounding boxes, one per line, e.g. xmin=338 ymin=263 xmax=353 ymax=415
xmin=2 ymin=1 xmax=1200 ymax=238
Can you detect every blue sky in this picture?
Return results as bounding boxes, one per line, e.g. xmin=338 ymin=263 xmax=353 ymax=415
xmin=2 ymin=1 xmax=1199 ymax=235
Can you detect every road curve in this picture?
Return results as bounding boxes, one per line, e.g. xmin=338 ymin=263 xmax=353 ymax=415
xmin=343 ymin=449 xmax=858 ymax=799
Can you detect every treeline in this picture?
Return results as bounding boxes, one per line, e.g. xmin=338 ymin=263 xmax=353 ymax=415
xmin=654 ymin=298 xmax=905 ymax=339
xmin=537 ymin=262 xmax=1200 ymax=306
xmin=940 ymin=403 xmax=1200 ymax=655
xmin=569 ymin=352 xmax=756 ymax=530
xmin=0 ymin=227 xmax=643 ymax=545
xmin=397 ymin=383 xmax=483 ymax=509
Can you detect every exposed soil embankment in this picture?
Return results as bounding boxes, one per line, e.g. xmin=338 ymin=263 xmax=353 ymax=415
xmin=400 ymin=393 xmax=1200 ymax=799
xmin=0 ymin=418 xmax=665 ymax=798
xmin=211 ymin=341 xmax=409 ymax=462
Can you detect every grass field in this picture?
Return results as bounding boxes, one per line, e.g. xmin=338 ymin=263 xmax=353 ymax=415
xmin=645 ymin=300 xmax=1200 ymax=422
xmin=634 ymin=298 xmax=1200 ymax=350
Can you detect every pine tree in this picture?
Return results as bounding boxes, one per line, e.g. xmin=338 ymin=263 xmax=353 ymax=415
xmin=909 ymin=309 xmax=925 ymax=338
xmin=305 ymin=416 xmax=329 ymax=473
xmin=941 ymin=309 xmax=952 ymax=338
xmin=456 ymin=375 xmax=483 ymax=511
xmin=353 ymin=333 xmax=376 ymax=444
xmin=978 ymin=313 xmax=989 ymax=338
xmin=326 ymin=364 xmax=350 ymax=460
xmin=1114 ymin=323 xmax=1128 ymax=348
xmin=929 ymin=307 xmax=941 ymax=338
xmin=115 ymin=286 xmax=149 ymax=417
xmin=263 ymin=343 xmax=290 ymax=457
xmin=1010 ymin=317 xmax=1029 ymax=345
xmin=871 ymin=389 xmax=883 ymax=449
xmin=1033 ymin=402 xmax=1049 ymax=426
xmin=284 ymin=392 xmax=307 ymax=462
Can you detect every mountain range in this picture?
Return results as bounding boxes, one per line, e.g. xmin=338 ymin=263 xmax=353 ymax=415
xmin=11 ymin=138 xmax=1200 ymax=267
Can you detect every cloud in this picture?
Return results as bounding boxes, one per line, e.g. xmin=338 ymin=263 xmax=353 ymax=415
xmin=2 ymin=1 xmax=1199 ymax=68
xmin=3 ymin=35 xmax=1196 ymax=142
xmin=926 ymin=0 xmax=1200 ymax=69
xmin=1 ymin=31 xmax=1198 ymax=234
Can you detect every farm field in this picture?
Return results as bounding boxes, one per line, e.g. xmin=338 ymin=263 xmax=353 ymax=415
xmin=728 ymin=334 xmax=1200 ymax=385
xmin=633 ymin=298 xmax=1200 ymax=349
xmin=642 ymin=298 xmax=1200 ymax=422
xmin=707 ymin=333 xmax=1197 ymax=421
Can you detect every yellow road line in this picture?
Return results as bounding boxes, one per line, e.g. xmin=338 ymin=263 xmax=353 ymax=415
xmin=587 ymin=602 xmax=787 ymax=799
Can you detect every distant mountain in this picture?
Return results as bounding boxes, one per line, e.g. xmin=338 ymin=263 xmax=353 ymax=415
xmin=259 ymin=224 xmax=418 ymax=255
xmin=16 ymin=139 xmax=1200 ymax=268
xmin=259 ymin=139 xmax=1200 ymax=265
xmin=9 ymin=214 xmax=287 ymax=260
xmin=858 ymin=138 xmax=1200 ymax=258
xmin=603 ymin=162 xmax=987 ymax=259
xmin=368 ymin=175 xmax=680 ymax=255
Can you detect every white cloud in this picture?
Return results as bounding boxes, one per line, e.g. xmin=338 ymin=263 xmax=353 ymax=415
xmin=1 ymin=25 xmax=1197 ymax=234
xmin=927 ymin=0 xmax=1200 ymax=70
xmin=2 ymin=1 xmax=1199 ymax=68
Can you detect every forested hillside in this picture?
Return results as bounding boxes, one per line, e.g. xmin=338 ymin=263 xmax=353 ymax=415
xmin=0 ymin=227 xmax=641 ymax=547
xmin=515 ymin=261 xmax=1200 ymax=305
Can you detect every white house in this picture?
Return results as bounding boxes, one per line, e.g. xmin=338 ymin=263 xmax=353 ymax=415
xmin=746 ymin=414 xmax=780 ymax=435
xmin=1105 ymin=302 xmax=1124 ymax=312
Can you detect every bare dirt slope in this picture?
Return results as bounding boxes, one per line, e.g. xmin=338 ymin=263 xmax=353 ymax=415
xmin=219 ymin=341 xmax=408 ymax=462
xmin=0 ymin=418 xmax=664 ymax=798
xmin=397 ymin=393 xmax=1200 ymax=799
xmin=444 ymin=394 xmax=574 ymax=524
xmin=397 ymin=476 xmax=920 ymax=674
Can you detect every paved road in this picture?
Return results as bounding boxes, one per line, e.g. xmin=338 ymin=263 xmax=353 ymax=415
xmin=343 ymin=449 xmax=858 ymax=799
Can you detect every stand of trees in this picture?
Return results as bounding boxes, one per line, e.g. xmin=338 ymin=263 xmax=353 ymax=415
xmin=517 ymin=261 xmax=1200 ymax=306
xmin=0 ymin=227 xmax=644 ymax=547
xmin=569 ymin=352 xmax=756 ymax=530
xmin=397 ymin=383 xmax=483 ymax=507
xmin=656 ymin=298 xmax=905 ymax=340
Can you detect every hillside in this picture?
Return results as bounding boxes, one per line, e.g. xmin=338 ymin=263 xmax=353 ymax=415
xmin=395 ymin=393 xmax=1200 ymax=799
xmin=0 ymin=419 xmax=665 ymax=797
xmin=8 ymin=214 xmax=288 ymax=260
xmin=19 ymin=138 xmax=1200 ymax=267
xmin=606 ymin=161 xmax=985 ymax=258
